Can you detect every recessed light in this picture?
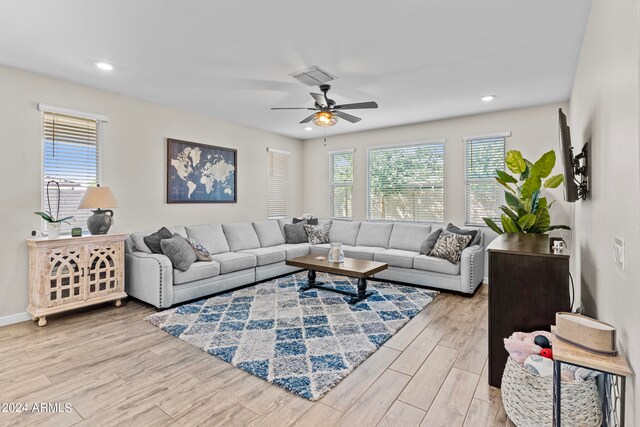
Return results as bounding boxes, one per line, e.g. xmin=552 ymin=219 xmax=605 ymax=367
xmin=304 ymin=126 xmax=313 ymax=131
xmin=94 ymin=61 xmax=115 ymax=71
xmin=481 ymin=95 xmax=495 ymax=102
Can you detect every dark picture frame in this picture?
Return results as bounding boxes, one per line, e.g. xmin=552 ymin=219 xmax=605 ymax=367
xmin=166 ymin=138 xmax=237 ymax=203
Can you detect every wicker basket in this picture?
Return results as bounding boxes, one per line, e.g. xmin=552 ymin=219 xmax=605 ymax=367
xmin=501 ymin=357 xmax=602 ymax=427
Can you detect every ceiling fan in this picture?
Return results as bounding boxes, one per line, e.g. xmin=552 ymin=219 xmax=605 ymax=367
xmin=271 ymin=84 xmax=378 ymax=127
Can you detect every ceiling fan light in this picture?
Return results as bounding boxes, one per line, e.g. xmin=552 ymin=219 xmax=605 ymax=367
xmin=313 ymin=111 xmax=338 ymax=127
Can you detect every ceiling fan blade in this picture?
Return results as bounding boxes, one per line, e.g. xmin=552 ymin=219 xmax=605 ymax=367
xmin=299 ymin=113 xmax=317 ymax=124
xmin=333 ymin=101 xmax=378 ymax=110
xmin=310 ymin=93 xmax=327 ymax=107
xmin=271 ymin=107 xmax=316 ymax=110
xmin=333 ymin=111 xmax=362 ymax=123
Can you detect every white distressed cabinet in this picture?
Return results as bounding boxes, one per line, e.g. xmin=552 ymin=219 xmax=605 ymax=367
xmin=27 ymin=233 xmax=127 ymax=326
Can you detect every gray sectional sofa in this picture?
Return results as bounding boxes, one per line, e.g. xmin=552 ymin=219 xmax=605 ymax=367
xmin=125 ymin=219 xmax=484 ymax=309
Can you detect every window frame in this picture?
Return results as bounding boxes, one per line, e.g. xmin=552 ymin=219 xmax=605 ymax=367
xmin=464 ymin=133 xmax=509 ymax=227
xmin=267 ymin=147 xmax=290 ymax=219
xmin=366 ymin=140 xmax=446 ymax=223
xmin=39 ymin=105 xmax=107 ymax=235
xmin=328 ymin=149 xmax=354 ymax=220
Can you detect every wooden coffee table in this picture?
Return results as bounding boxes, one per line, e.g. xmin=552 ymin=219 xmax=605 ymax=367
xmin=286 ymin=254 xmax=388 ymax=304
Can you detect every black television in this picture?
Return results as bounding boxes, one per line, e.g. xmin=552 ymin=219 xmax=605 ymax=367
xmin=558 ymin=109 xmax=580 ymax=202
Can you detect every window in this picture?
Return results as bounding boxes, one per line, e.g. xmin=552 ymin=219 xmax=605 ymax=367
xmin=329 ymin=150 xmax=354 ymax=219
xmin=465 ymin=136 xmax=506 ymax=226
xmin=41 ymin=109 xmax=103 ymax=234
xmin=367 ymin=142 xmax=445 ymax=222
xmin=267 ymin=148 xmax=289 ymax=218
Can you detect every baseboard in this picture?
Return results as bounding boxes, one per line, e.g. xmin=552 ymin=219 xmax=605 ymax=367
xmin=0 ymin=311 xmax=31 ymax=327
xmin=484 ymin=277 xmax=489 ymax=284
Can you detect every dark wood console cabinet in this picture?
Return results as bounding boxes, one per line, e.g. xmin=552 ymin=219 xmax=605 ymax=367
xmin=487 ymin=233 xmax=570 ymax=388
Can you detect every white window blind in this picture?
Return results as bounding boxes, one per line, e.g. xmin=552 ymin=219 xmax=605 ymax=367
xmin=267 ymin=148 xmax=289 ymax=218
xmin=42 ymin=111 xmax=102 ymax=234
xmin=329 ymin=150 xmax=354 ymax=219
xmin=465 ymin=137 xmax=505 ymax=226
xmin=367 ymin=143 xmax=445 ymax=222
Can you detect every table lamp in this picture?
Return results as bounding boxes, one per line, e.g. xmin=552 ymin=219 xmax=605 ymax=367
xmin=78 ymin=186 xmax=118 ymax=235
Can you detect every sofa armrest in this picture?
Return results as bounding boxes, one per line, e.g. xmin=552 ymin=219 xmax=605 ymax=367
xmin=460 ymin=244 xmax=485 ymax=293
xmin=125 ymin=252 xmax=174 ymax=308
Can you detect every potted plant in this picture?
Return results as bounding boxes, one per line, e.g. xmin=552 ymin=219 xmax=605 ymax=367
xmin=483 ymin=150 xmax=570 ymax=234
xmin=35 ymin=181 xmax=74 ymax=239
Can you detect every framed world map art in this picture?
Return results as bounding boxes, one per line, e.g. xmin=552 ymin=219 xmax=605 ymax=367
xmin=167 ymin=138 xmax=237 ymax=203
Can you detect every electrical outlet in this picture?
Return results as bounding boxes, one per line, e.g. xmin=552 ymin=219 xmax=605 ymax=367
xmin=613 ymin=237 xmax=625 ymax=271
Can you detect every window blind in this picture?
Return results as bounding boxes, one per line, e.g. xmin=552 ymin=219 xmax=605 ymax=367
xmin=267 ymin=149 xmax=289 ymax=218
xmin=329 ymin=151 xmax=353 ymax=219
xmin=465 ymin=137 xmax=505 ymax=226
xmin=42 ymin=111 xmax=102 ymax=234
xmin=367 ymin=143 xmax=445 ymax=222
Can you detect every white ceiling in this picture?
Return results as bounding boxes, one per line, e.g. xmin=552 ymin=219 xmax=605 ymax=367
xmin=0 ymin=0 xmax=591 ymax=140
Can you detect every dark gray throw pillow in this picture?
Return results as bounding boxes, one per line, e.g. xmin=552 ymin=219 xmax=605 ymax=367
xmin=420 ymin=228 xmax=442 ymax=255
xmin=293 ymin=217 xmax=318 ymax=225
xmin=143 ymin=227 xmax=173 ymax=254
xmin=160 ymin=234 xmax=197 ymax=272
xmin=284 ymin=222 xmax=308 ymax=244
xmin=445 ymin=223 xmax=478 ymax=248
xmin=429 ymin=230 xmax=472 ymax=264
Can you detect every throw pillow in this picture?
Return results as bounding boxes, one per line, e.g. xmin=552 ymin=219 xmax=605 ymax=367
xmin=304 ymin=224 xmax=331 ymax=245
xmin=160 ymin=234 xmax=197 ymax=272
xmin=293 ymin=217 xmax=319 ymax=225
xmin=445 ymin=223 xmax=479 ymax=248
xmin=185 ymin=236 xmax=213 ymax=261
xmin=429 ymin=230 xmax=472 ymax=264
xmin=284 ymin=222 xmax=308 ymax=244
xmin=143 ymin=227 xmax=173 ymax=254
xmin=420 ymin=228 xmax=442 ymax=255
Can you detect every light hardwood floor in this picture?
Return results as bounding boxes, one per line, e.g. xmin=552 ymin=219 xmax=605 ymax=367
xmin=0 ymin=285 xmax=513 ymax=426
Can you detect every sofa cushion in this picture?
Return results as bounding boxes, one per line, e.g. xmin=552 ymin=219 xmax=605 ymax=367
xmin=283 ymin=222 xmax=308 ymax=244
xmin=277 ymin=218 xmax=292 ymax=234
xmin=309 ymin=244 xmax=331 ymax=256
xmin=274 ymin=243 xmax=311 ymax=260
xmin=131 ymin=225 xmax=187 ymax=254
xmin=239 ymin=247 xmax=286 ymax=266
xmin=374 ymin=249 xmax=419 ymax=269
xmin=355 ymin=222 xmax=394 ymax=248
xmin=210 ymin=252 xmax=257 ymax=274
xmin=186 ymin=224 xmax=230 ymax=255
xmin=388 ymin=223 xmax=432 ymax=252
xmin=342 ymin=245 xmax=386 ymax=261
xmin=414 ymin=254 xmax=461 ymax=275
xmin=252 ymin=220 xmax=286 ymax=247
xmin=161 ymin=234 xmax=198 ymax=271
xmin=222 ymin=223 xmax=261 ymax=252
xmin=328 ymin=221 xmax=360 ymax=246
xmin=173 ymin=260 xmax=221 ymax=285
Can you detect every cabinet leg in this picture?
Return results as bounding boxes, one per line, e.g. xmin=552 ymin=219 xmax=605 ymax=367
xmin=38 ymin=316 xmax=47 ymax=327
xmin=114 ymin=299 xmax=122 ymax=307
xmin=32 ymin=316 xmax=38 ymax=322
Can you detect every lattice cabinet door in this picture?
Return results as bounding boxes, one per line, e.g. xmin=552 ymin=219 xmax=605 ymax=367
xmin=27 ymin=233 xmax=127 ymax=326
xmin=85 ymin=243 xmax=124 ymax=298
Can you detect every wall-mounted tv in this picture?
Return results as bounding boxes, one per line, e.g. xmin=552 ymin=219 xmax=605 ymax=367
xmin=558 ymin=108 xmax=588 ymax=202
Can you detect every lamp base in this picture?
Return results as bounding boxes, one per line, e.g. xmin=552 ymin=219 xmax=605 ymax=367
xmin=87 ymin=209 xmax=114 ymax=235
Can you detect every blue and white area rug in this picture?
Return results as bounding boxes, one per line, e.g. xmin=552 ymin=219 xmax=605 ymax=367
xmin=145 ymin=272 xmax=438 ymax=400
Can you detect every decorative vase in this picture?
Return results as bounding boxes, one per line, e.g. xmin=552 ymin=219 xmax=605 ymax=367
xmin=86 ymin=209 xmax=114 ymax=235
xmin=47 ymin=222 xmax=61 ymax=239
xmin=328 ymin=242 xmax=345 ymax=263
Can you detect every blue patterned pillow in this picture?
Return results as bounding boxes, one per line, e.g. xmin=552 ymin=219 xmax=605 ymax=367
xmin=185 ymin=236 xmax=213 ymax=261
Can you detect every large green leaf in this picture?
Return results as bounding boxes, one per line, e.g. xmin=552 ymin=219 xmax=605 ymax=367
xmin=504 ymin=191 xmax=522 ymax=210
xmin=500 ymin=206 xmax=519 ymax=222
xmin=531 ymin=190 xmax=540 ymax=213
xmin=547 ymin=225 xmax=572 ymax=231
xmin=538 ymin=196 xmax=548 ymax=209
xmin=496 ymin=178 xmax=515 ymax=194
xmin=544 ymin=174 xmax=564 ymax=189
xmin=483 ymin=218 xmax=504 ymax=234
xmin=533 ymin=207 xmax=551 ymax=233
xmin=496 ymin=169 xmax=518 ymax=184
xmin=501 ymin=214 xmax=519 ymax=233
xmin=520 ymin=160 xmax=534 ymax=181
xmin=517 ymin=213 xmax=537 ymax=230
xmin=521 ymin=175 xmax=541 ymax=199
xmin=505 ymin=150 xmax=526 ymax=174
xmin=531 ymin=150 xmax=556 ymax=178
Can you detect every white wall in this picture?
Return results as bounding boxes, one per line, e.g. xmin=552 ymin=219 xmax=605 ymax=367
xmin=0 ymin=65 xmax=303 ymax=321
xmin=302 ymin=102 xmax=573 ymax=262
xmin=569 ymin=0 xmax=640 ymax=422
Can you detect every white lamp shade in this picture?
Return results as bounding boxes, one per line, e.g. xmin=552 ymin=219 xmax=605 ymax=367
xmin=78 ymin=186 xmax=118 ymax=209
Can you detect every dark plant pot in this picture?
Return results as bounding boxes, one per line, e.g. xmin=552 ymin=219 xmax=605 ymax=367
xmin=87 ymin=209 xmax=114 ymax=235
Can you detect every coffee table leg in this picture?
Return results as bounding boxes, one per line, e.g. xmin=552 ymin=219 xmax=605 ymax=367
xmin=348 ymin=278 xmax=370 ymax=304
xmin=298 ymin=270 xmax=317 ymax=293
